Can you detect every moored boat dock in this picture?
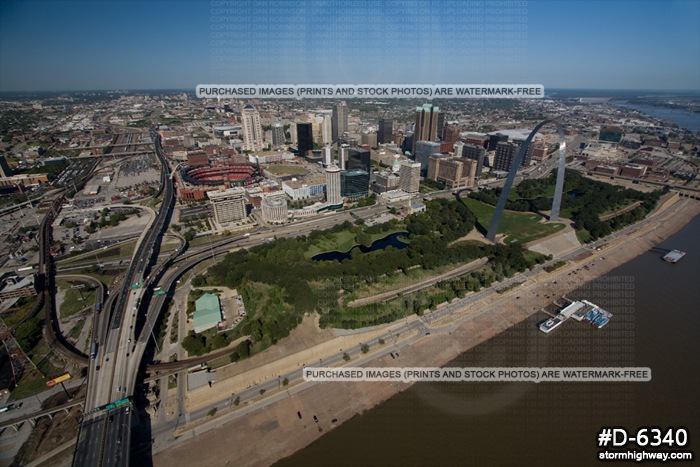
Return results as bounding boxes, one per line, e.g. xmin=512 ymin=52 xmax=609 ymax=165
xmin=538 ymin=298 xmax=613 ymax=334
xmin=662 ymin=249 xmax=686 ymax=263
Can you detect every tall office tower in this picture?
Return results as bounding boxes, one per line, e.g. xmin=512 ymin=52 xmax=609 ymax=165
xmin=271 ymin=123 xmax=285 ymax=147
xmin=377 ymin=118 xmax=393 ymax=144
xmin=462 ymin=144 xmax=486 ymax=176
xmin=443 ymin=122 xmax=460 ymax=143
xmin=401 ymin=133 xmax=414 ymax=154
xmin=399 ymin=160 xmax=421 ymax=194
xmin=325 ymin=165 xmax=342 ymax=206
xmin=488 ymin=133 xmax=508 ymax=150
xmin=296 ymin=123 xmax=313 ymax=157
xmin=428 ymin=154 xmax=451 ymax=180
xmin=346 ymin=147 xmax=371 ymax=171
xmin=289 ymin=123 xmax=298 ymax=144
xmin=392 ymin=155 xmax=401 ymax=173
xmin=414 ymin=140 xmax=442 ymax=174
xmin=322 ymin=145 xmax=333 ymax=166
xmin=322 ymin=114 xmax=332 ymax=145
xmin=361 ymin=132 xmax=377 ymax=148
xmin=338 ymin=145 xmax=349 ymax=170
xmin=241 ymin=104 xmax=264 ymax=152
xmin=453 ymin=141 xmax=464 ymax=159
xmin=312 ymin=116 xmax=323 ymax=145
xmin=412 ymin=103 xmax=440 ymax=154
xmin=208 ymin=187 xmax=248 ymax=224
xmin=0 ymin=156 xmax=12 ymax=178
xmin=437 ymin=113 xmax=446 ymax=140
xmin=341 ymin=169 xmax=370 ymax=199
xmin=331 ymin=101 xmax=348 ymax=142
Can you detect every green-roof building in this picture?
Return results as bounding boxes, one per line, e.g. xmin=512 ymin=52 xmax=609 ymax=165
xmin=193 ymin=293 xmax=221 ymax=333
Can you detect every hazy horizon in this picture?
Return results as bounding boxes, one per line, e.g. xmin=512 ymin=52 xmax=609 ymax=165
xmin=1 ymin=0 xmax=699 ymax=93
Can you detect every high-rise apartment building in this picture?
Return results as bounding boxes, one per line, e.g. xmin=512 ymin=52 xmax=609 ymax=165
xmin=208 ymin=187 xmax=247 ymax=224
xmin=461 ymin=144 xmax=486 ymax=176
xmin=493 ymin=141 xmax=532 ymax=172
xmin=493 ymin=142 xmax=516 ymax=172
xmin=271 ymin=123 xmax=285 ymax=147
xmin=399 ymin=160 xmax=421 ymax=194
xmin=325 ymin=165 xmax=342 ymax=206
xmin=241 ymin=105 xmax=264 ymax=152
xmin=512 ymin=139 xmax=534 ymax=167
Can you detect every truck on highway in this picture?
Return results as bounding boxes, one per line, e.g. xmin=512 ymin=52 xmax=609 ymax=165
xmin=90 ymin=342 xmax=98 ymax=359
xmin=96 ymin=302 xmax=102 ymax=313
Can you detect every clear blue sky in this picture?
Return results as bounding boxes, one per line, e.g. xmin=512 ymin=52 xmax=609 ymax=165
xmin=0 ymin=0 xmax=698 ymax=92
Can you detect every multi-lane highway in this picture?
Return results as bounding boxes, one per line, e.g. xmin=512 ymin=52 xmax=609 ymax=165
xmin=145 ymin=193 xmax=693 ymax=453
xmin=68 ymin=131 xmax=613 ymax=465
xmin=74 ymin=128 xmax=174 ymax=467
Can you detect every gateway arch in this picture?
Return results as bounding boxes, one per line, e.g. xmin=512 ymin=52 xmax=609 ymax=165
xmin=486 ymin=119 xmax=567 ymax=242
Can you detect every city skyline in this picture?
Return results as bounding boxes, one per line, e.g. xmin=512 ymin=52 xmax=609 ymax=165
xmin=0 ymin=0 xmax=698 ymax=92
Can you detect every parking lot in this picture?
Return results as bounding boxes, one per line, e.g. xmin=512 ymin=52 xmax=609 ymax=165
xmin=114 ymin=155 xmax=159 ymax=190
xmin=52 ymin=158 xmax=95 ymax=188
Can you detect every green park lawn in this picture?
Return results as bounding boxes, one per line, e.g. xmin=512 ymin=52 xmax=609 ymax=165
xmin=461 ymin=197 xmax=566 ymax=244
xmin=264 ymin=164 xmax=308 ymax=175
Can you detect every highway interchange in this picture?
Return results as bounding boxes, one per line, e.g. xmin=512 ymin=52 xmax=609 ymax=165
xmin=74 ymin=128 xmax=173 ymax=467
xmin=62 ymin=132 xmax=692 ymax=466
xmin=71 ymin=137 xmax=575 ymax=466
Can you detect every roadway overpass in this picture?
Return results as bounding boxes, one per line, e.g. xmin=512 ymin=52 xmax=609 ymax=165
xmin=73 ymin=128 xmax=175 ymax=467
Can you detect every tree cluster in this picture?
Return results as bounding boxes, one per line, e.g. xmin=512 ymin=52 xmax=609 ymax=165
xmin=469 ymin=171 xmax=661 ymax=242
xmin=194 ymin=200 xmax=479 ymax=347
